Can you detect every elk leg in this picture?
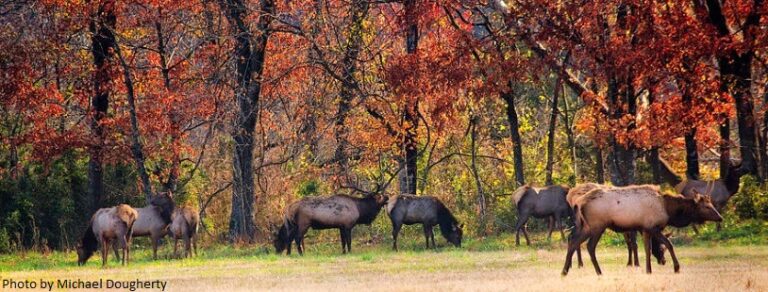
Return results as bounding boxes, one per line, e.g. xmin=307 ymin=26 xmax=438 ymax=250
xmin=339 ymin=228 xmax=347 ymax=253
xmin=652 ymin=230 xmax=680 ymax=273
xmin=716 ymin=222 xmax=722 ymax=232
xmin=192 ymin=234 xmax=197 ymax=257
xmin=691 ymin=224 xmax=700 ymax=234
xmin=173 ymin=237 xmax=179 ymax=258
xmin=576 ymin=243 xmax=583 ymax=267
xmin=344 ymin=228 xmax=352 ymax=253
xmin=430 ymin=227 xmax=436 ymax=248
xmin=102 ymin=237 xmax=109 ymax=267
xmin=112 ymin=241 xmax=121 ymax=262
xmin=557 ymin=215 xmax=565 ymax=242
xmin=185 ymin=236 xmax=192 ymax=258
xmin=522 ymin=225 xmax=531 ymax=246
xmin=645 ymin=231 xmax=658 ymax=274
xmin=152 ymin=236 xmax=159 ymax=260
xmin=423 ymin=224 xmax=431 ymax=249
xmin=562 ymin=228 xmax=590 ymax=275
xmin=586 ymin=232 xmax=603 ymax=275
xmin=514 ymin=213 xmax=529 ymax=246
xmin=623 ymin=232 xmax=638 ymax=266
xmin=392 ymin=221 xmax=402 ymax=251
xmin=296 ymin=225 xmax=309 ymax=255
xmin=547 ymin=216 xmax=554 ymax=241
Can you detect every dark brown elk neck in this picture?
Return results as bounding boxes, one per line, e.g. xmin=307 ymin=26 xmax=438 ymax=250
xmin=353 ymin=196 xmax=383 ymax=225
xmin=662 ymin=195 xmax=698 ymax=228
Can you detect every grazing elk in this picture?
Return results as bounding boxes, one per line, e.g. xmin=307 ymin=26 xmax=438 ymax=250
xmin=273 ymin=193 xmax=388 ymax=255
xmin=511 ymin=185 xmax=572 ymax=245
xmin=562 ymin=185 xmax=723 ymax=275
xmin=566 ymin=183 xmax=666 ymax=268
xmin=168 ymin=206 xmax=199 ymax=258
xmin=77 ymin=204 xmax=138 ymax=267
xmin=387 ymin=194 xmax=463 ymax=250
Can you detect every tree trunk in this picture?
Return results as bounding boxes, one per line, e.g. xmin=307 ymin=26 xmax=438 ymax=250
xmin=545 ymin=77 xmax=561 ymax=185
xmin=87 ymin=0 xmax=116 ymax=213
xmin=647 ymin=148 xmax=662 ymax=184
xmin=334 ymin=0 xmax=368 ymax=182
xmin=469 ymin=114 xmax=486 ymax=233
xmin=219 ymin=0 xmax=274 ymax=243
xmin=561 ymin=88 xmax=577 ymax=185
xmin=399 ymin=0 xmax=419 ymax=195
xmin=154 ymin=19 xmax=181 ymax=192
xmin=684 ymin=129 xmax=700 ymax=180
xmin=720 ymin=120 xmax=731 ymax=178
xmin=114 ymin=44 xmax=153 ymax=203
xmin=595 ymin=145 xmax=605 ymax=184
xmin=705 ymin=0 xmax=762 ymax=178
xmin=606 ymin=76 xmax=636 ymax=187
xmin=501 ymin=89 xmax=525 ymax=186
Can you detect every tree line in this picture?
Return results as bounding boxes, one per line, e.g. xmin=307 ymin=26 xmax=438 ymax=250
xmin=0 ymin=0 xmax=766 ymax=251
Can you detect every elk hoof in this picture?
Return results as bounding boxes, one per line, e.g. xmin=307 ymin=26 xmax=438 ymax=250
xmin=674 ymin=265 xmax=680 ymax=273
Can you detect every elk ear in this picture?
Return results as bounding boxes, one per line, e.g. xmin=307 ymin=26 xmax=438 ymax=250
xmin=459 ymin=223 xmax=464 ymax=229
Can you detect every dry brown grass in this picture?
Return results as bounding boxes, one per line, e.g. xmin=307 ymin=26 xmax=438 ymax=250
xmin=4 ymin=245 xmax=768 ymax=291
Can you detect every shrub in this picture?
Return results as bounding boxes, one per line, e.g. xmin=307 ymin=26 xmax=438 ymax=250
xmin=733 ymin=175 xmax=768 ymax=220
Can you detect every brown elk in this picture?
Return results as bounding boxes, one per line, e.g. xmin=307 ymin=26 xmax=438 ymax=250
xmin=562 ymin=185 xmax=722 ymax=275
xmin=387 ymin=194 xmax=463 ymax=250
xmin=125 ymin=192 xmax=175 ymax=260
xmin=566 ymin=183 xmax=666 ymax=268
xmin=168 ymin=206 xmax=199 ymax=258
xmin=77 ymin=204 xmax=138 ymax=267
xmin=511 ymin=185 xmax=572 ymax=245
xmin=273 ymin=193 xmax=388 ymax=255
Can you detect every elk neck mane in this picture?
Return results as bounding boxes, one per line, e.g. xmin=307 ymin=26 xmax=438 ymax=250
xmin=512 ymin=185 xmax=532 ymax=205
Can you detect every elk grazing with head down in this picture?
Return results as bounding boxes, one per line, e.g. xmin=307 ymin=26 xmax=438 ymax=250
xmin=562 ymin=185 xmax=722 ymax=275
xmin=387 ymin=194 xmax=463 ymax=250
xmin=511 ymin=185 xmax=572 ymax=245
xmin=273 ymin=193 xmax=388 ymax=255
xmin=77 ymin=204 xmax=138 ymax=267
xmin=566 ymin=183 xmax=666 ymax=268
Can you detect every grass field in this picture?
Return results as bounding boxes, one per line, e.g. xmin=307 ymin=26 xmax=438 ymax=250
xmin=2 ymin=228 xmax=768 ymax=292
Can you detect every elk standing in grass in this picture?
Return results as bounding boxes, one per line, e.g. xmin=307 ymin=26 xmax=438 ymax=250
xmin=562 ymin=185 xmax=722 ymax=275
xmin=77 ymin=204 xmax=138 ymax=267
xmin=387 ymin=194 xmax=463 ymax=250
xmin=511 ymin=185 xmax=571 ymax=245
xmin=169 ymin=206 xmax=199 ymax=258
xmin=273 ymin=194 xmax=388 ymax=255
xmin=566 ymin=183 xmax=666 ymax=268
xmin=124 ymin=192 xmax=175 ymax=260
xmin=676 ymin=162 xmax=745 ymax=231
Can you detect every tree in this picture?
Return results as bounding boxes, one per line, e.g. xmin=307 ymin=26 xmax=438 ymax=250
xmin=87 ymin=0 xmax=117 ymax=212
xmin=219 ymin=0 xmax=275 ymax=243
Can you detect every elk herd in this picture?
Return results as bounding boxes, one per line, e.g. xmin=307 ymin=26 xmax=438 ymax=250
xmin=77 ymin=162 xmax=745 ymax=277
xmin=76 ymin=192 xmax=199 ymax=266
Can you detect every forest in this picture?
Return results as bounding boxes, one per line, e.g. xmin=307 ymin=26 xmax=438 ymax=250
xmin=1 ymin=0 xmax=768 ymax=259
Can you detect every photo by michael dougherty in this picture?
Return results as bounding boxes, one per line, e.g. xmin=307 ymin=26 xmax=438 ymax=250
xmin=2 ymin=278 xmax=168 ymax=291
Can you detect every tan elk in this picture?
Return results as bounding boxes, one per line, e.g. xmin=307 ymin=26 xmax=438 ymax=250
xmin=77 ymin=204 xmax=138 ymax=267
xmin=168 ymin=206 xmax=199 ymax=258
xmin=566 ymin=183 xmax=666 ymax=268
xmin=562 ymin=185 xmax=722 ymax=275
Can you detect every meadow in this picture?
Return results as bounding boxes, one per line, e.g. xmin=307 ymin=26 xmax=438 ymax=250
xmin=2 ymin=221 xmax=767 ymax=291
